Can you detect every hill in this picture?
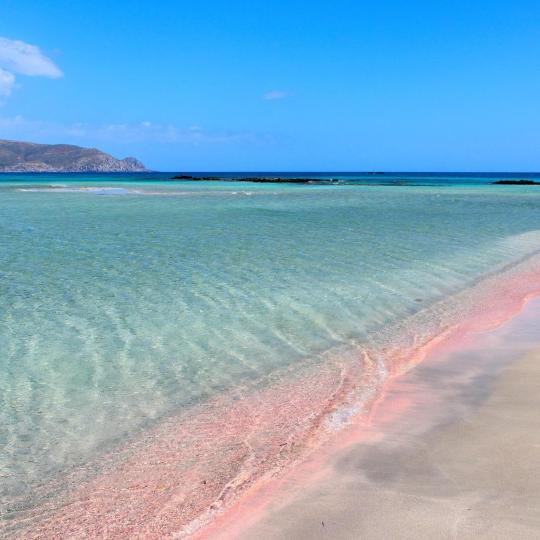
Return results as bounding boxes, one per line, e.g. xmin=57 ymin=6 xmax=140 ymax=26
xmin=0 ymin=139 xmax=147 ymax=172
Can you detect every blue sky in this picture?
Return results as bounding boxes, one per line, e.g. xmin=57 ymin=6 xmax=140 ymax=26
xmin=1 ymin=0 xmax=539 ymax=171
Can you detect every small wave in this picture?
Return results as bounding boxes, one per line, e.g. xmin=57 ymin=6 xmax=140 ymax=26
xmin=17 ymin=186 xmax=137 ymax=195
xmin=16 ymin=186 xmax=265 ymax=197
xmin=500 ymin=230 xmax=540 ymax=251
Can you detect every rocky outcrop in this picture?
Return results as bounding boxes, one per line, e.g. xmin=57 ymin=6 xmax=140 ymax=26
xmin=492 ymin=179 xmax=540 ymax=185
xmin=0 ymin=139 xmax=147 ymax=172
xmin=170 ymin=175 xmax=341 ymax=184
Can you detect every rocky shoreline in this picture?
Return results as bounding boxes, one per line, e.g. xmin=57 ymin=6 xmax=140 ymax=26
xmin=170 ymin=175 xmax=341 ymax=184
xmin=491 ymin=179 xmax=540 ymax=185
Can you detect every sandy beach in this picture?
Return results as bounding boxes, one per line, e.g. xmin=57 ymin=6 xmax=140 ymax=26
xmin=233 ymin=299 xmax=540 ymax=540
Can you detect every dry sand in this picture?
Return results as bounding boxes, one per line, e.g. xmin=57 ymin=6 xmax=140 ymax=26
xmin=238 ymin=302 xmax=540 ymax=540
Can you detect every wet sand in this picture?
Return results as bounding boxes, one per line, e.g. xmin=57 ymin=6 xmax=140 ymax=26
xmin=237 ymin=300 xmax=540 ymax=540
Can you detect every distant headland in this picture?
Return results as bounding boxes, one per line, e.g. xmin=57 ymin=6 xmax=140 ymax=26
xmin=0 ymin=139 xmax=147 ymax=173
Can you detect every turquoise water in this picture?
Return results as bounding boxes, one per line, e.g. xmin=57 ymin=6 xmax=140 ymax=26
xmin=2 ymin=175 xmax=540 ymax=520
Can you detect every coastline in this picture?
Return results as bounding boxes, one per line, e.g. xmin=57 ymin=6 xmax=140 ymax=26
xmin=4 ymin=252 xmax=540 ymax=538
xmin=228 ymin=299 xmax=540 ymax=539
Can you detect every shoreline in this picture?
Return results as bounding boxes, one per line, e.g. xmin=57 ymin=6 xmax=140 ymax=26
xmin=4 ymin=256 xmax=540 ymax=539
xmin=227 ymin=299 xmax=540 ymax=539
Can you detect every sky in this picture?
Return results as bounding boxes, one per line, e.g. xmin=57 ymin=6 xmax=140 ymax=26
xmin=0 ymin=0 xmax=539 ymax=171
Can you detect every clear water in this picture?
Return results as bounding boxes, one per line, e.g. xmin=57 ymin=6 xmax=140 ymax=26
xmin=2 ymin=173 xmax=540 ymax=518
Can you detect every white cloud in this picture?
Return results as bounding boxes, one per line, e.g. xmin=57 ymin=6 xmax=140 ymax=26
xmin=0 ymin=37 xmax=62 ymax=78
xmin=0 ymin=37 xmax=62 ymax=103
xmin=0 ymin=67 xmax=15 ymax=99
xmin=93 ymin=122 xmax=256 ymax=145
xmin=0 ymin=114 xmax=27 ymax=128
xmin=0 ymin=115 xmax=260 ymax=146
xmin=263 ymin=90 xmax=288 ymax=101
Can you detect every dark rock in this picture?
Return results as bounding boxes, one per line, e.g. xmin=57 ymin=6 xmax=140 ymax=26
xmin=491 ymin=179 xmax=540 ymax=185
xmin=170 ymin=176 xmax=342 ymax=184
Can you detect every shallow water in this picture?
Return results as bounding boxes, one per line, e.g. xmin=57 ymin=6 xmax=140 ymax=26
xmin=2 ymin=175 xmax=540 ymax=530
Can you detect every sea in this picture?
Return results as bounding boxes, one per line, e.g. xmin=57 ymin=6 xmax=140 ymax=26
xmin=2 ymin=172 xmax=540 ymax=537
